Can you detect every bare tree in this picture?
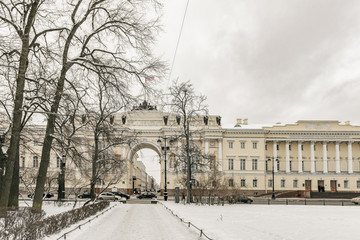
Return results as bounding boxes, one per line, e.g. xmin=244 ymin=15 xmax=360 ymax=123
xmin=168 ymin=81 xmax=208 ymax=203
xmin=32 ymin=0 xmax=164 ymax=211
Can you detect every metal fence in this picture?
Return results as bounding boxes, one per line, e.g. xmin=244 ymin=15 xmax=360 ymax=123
xmin=160 ymin=202 xmax=213 ymax=240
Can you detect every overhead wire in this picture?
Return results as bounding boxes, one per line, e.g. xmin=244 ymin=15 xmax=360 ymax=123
xmin=167 ymin=0 xmax=190 ymax=88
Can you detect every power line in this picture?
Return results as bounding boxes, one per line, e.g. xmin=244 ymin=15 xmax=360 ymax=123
xmin=167 ymin=0 xmax=190 ymax=87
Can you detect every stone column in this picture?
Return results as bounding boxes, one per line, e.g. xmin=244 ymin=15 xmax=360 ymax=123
xmin=285 ymin=141 xmax=290 ymax=173
xmin=205 ymin=139 xmax=209 ymax=155
xmin=335 ymin=142 xmax=341 ymax=173
xmin=310 ymin=141 xmax=315 ymax=173
xmin=298 ymin=141 xmax=303 ymax=173
xmin=348 ymin=141 xmax=353 ymax=173
xmin=218 ymin=139 xmax=223 ymax=171
xmin=273 ymin=141 xmax=278 ymax=172
xmin=323 ymin=142 xmax=328 ymax=173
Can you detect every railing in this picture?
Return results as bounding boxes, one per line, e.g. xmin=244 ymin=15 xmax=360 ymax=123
xmin=56 ymin=203 xmax=117 ymax=240
xmin=160 ymin=202 xmax=213 ymax=240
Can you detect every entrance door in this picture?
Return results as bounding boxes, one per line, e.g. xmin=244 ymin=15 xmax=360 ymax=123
xmin=318 ymin=180 xmax=325 ymax=192
xmin=305 ymin=180 xmax=312 ymax=191
xmin=330 ymin=180 xmax=337 ymax=192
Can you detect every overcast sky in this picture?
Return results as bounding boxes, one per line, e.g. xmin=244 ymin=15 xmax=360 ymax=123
xmin=154 ymin=0 xmax=360 ymax=126
xmin=142 ymin=0 xmax=360 ymax=184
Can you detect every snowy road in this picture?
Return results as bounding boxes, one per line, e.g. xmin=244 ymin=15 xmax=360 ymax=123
xmin=64 ymin=203 xmax=201 ymax=240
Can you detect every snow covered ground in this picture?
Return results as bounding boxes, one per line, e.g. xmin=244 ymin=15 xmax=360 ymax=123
xmin=31 ymin=200 xmax=360 ymax=240
xmin=162 ymin=202 xmax=360 ymax=240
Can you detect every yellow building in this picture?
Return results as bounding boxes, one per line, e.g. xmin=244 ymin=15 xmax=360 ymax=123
xmin=8 ymin=105 xmax=360 ymax=197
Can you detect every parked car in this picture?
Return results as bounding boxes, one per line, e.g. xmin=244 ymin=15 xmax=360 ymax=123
xmin=238 ymin=196 xmax=253 ymax=204
xmin=98 ymin=192 xmax=120 ymax=201
xmin=137 ymin=192 xmax=156 ymax=199
xmin=78 ymin=192 xmax=91 ymax=199
xmin=113 ymin=192 xmax=130 ymax=200
xmin=28 ymin=192 xmax=54 ymax=199
xmin=351 ymin=196 xmax=360 ymax=204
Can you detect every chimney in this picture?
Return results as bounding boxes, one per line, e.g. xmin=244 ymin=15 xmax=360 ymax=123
xmin=243 ymin=118 xmax=248 ymax=125
xmin=237 ymin=119 xmax=242 ymax=125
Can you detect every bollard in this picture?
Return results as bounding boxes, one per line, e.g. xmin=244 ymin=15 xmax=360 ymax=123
xmin=188 ymin=222 xmax=190 ymax=227
xmin=64 ymin=234 xmax=66 ymax=239
xmin=268 ymin=199 xmax=270 ymax=205
xmin=200 ymin=229 xmax=203 ymax=237
xmin=286 ymin=199 xmax=288 ymax=205
xmin=323 ymin=200 xmax=325 ymax=206
xmin=342 ymin=200 xmax=344 ymax=206
xmin=305 ymin=199 xmax=306 ymax=206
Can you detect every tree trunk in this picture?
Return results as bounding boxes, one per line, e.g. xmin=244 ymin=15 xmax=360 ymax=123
xmin=8 ymin=146 xmax=19 ymax=207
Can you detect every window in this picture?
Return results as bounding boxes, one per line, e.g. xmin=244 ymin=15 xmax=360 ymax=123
xmin=265 ymin=144 xmax=267 ymax=150
xmin=281 ymin=179 xmax=285 ymax=188
xmin=266 ymin=160 xmax=269 ymax=171
xmin=57 ymin=157 xmax=61 ymax=168
xmin=293 ymin=179 xmax=298 ymax=188
xmin=228 ymin=141 xmax=233 ymax=149
xmin=289 ymin=161 xmax=292 ymax=171
xmin=302 ymin=161 xmax=304 ymax=171
xmin=326 ymin=145 xmax=328 ymax=151
xmin=314 ymin=145 xmax=316 ymax=151
xmin=21 ymin=156 xmax=25 ymax=168
xmin=229 ymin=179 xmax=234 ymax=187
xmin=252 ymin=142 xmax=258 ymax=149
xmin=357 ymin=180 xmax=360 ymax=189
xmin=268 ymin=179 xmax=273 ymax=187
xmin=240 ymin=159 xmax=246 ymax=170
xmin=252 ymin=159 xmax=258 ymax=170
xmin=241 ymin=179 xmax=246 ymax=187
xmin=240 ymin=142 xmax=246 ymax=149
xmin=344 ymin=180 xmax=349 ymax=188
xmin=276 ymin=144 xmax=280 ymax=151
xmin=277 ymin=159 xmax=280 ymax=171
xmin=33 ymin=156 xmax=38 ymax=168
xmin=228 ymin=159 xmax=234 ymax=170
xmin=253 ymin=179 xmax=258 ymax=188
xmin=289 ymin=144 xmax=292 ymax=151
xmin=301 ymin=144 xmax=304 ymax=151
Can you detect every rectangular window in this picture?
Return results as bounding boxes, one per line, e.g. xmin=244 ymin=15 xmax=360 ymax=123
xmin=344 ymin=180 xmax=349 ymax=188
xmin=252 ymin=142 xmax=257 ymax=149
xmin=33 ymin=156 xmax=38 ymax=168
xmin=276 ymin=144 xmax=280 ymax=151
xmin=21 ymin=156 xmax=25 ymax=168
xmin=229 ymin=179 xmax=234 ymax=187
xmin=302 ymin=161 xmax=305 ymax=171
xmin=357 ymin=180 xmax=360 ymax=189
xmin=240 ymin=159 xmax=246 ymax=170
xmin=281 ymin=179 xmax=285 ymax=188
xmin=265 ymin=144 xmax=267 ymax=151
xmin=277 ymin=159 xmax=280 ymax=171
xmin=268 ymin=179 xmax=273 ymax=187
xmin=301 ymin=144 xmax=304 ymax=151
xmin=314 ymin=145 xmax=316 ymax=151
xmin=228 ymin=159 xmax=234 ymax=170
xmin=289 ymin=161 xmax=292 ymax=171
xmin=240 ymin=142 xmax=246 ymax=149
xmin=314 ymin=161 xmax=316 ymax=172
xmin=266 ymin=160 xmax=269 ymax=171
xmin=241 ymin=179 xmax=246 ymax=187
xmin=57 ymin=157 xmax=61 ymax=168
xmin=228 ymin=142 xmax=233 ymax=149
xmin=253 ymin=179 xmax=258 ymax=188
xmin=289 ymin=144 xmax=292 ymax=151
xmin=293 ymin=179 xmax=298 ymax=188
xmin=252 ymin=159 xmax=258 ymax=170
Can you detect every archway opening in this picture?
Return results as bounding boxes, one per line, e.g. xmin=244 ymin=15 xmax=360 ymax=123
xmin=135 ymin=148 xmax=161 ymax=192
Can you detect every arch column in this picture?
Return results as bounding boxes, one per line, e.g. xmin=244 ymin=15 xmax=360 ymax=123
xmin=348 ymin=141 xmax=353 ymax=173
xmin=298 ymin=141 xmax=303 ymax=173
xmin=273 ymin=141 xmax=278 ymax=172
xmin=310 ymin=141 xmax=315 ymax=173
xmin=218 ymin=139 xmax=223 ymax=171
xmin=323 ymin=141 xmax=328 ymax=173
xmin=335 ymin=142 xmax=341 ymax=173
xmin=285 ymin=141 xmax=290 ymax=173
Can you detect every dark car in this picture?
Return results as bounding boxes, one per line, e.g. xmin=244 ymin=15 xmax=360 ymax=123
xmin=77 ymin=192 xmax=91 ymax=199
xmin=238 ymin=196 xmax=253 ymax=203
xmin=113 ymin=192 xmax=130 ymax=200
xmin=137 ymin=192 xmax=156 ymax=199
xmin=28 ymin=192 xmax=54 ymax=199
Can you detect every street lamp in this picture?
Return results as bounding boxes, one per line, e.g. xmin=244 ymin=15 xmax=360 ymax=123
xmin=268 ymin=157 xmax=278 ymax=200
xmin=157 ymin=136 xmax=173 ymax=201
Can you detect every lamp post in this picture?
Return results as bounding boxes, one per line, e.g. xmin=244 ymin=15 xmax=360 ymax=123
xmin=157 ymin=136 xmax=173 ymax=201
xmin=268 ymin=157 xmax=277 ymax=200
